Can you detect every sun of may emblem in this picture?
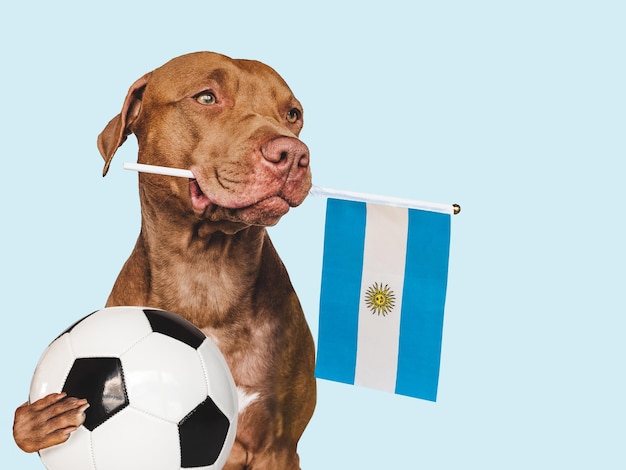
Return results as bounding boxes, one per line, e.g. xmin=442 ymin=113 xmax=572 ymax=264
xmin=364 ymin=282 xmax=396 ymax=316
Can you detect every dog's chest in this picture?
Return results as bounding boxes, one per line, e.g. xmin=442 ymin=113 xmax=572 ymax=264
xmin=201 ymin=319 xmax=276 ymax=374
xmin=152 ymin=252 xmax=251 ymax=315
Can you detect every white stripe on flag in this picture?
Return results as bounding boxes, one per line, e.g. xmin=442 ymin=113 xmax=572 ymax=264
xmin=354 ymin=204 xmax=408 ymax=393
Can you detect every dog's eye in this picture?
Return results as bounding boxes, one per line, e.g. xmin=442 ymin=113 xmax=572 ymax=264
xmin=286 ymin=108 xmax=301 ymax=123
xmin=195 ymin=91 xmax=217 ymax=105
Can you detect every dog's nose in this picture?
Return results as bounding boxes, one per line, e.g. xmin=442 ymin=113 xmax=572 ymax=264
xmin=261 ymin=136 xmax=310 ymax=170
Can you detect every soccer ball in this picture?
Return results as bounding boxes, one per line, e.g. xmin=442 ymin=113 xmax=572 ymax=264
xmin=29 ymin=306 xmax=238 ymax=470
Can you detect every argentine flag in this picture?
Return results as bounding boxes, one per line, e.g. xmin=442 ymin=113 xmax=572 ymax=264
xmin=315 ymin=198 xmax=451 ymax=402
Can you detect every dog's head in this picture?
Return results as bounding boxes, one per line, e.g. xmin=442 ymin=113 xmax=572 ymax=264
xmin=98 ymin=51 xmax=312 ymax=229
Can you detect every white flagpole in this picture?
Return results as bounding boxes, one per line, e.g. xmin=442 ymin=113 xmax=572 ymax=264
xmin=123 ymin=162 xmax=194 ymax=179
xmin=309 ymin=186 xmax=460 ymax=215
xmin=123 ymin=162 xmax=460 ymax=215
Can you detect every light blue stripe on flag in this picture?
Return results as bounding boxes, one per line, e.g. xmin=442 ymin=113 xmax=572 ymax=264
xmin=315 ymin=198 xmax=451 ymax=402
xmin=316 ymin=199 xmax=366 ymax=384
xmin=396 ymin=209 xmax=450 ymax=401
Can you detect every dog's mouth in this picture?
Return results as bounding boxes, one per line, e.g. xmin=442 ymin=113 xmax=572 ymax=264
xmin=189 ymin=178 xmax=295 ymax=226
xmin=190 ymin=178 xmax=213 ymax=212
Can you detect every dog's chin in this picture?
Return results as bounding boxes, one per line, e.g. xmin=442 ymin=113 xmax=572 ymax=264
xmin=190 ymin=179 xmax=305 ymax=227
xmin=233 ymin=196 xmax=292 ymax=226
xmin=197 ymin=196 xmax=292 ymax=227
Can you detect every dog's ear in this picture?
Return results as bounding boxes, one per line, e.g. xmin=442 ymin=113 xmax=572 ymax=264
xmin=97 ymin=72 xmax=152 ymax=176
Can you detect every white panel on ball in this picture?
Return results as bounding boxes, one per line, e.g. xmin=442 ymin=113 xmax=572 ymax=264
xmin=29 ymin=333 xmax=75 ymax=401
xmin=39 ymin=426 xmax=93 ymax=470
xmin=69 ymin=307 xmax=152 ymax=357
xmin=122 ymin=332 xmax=208 ymax=423
xmin=197 ymin=339 xmax=239 ymax=420
xmin=91 ymin=407 xmax=180 ymax=470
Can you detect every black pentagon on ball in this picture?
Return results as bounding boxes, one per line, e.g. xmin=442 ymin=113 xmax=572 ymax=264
xmin=143 ymin=309 xmax=206 ymax=349
xmin=62 ymin=357 xmax=129 ymax=431
xmin=179 ymin=397 xmax=231 ymax=468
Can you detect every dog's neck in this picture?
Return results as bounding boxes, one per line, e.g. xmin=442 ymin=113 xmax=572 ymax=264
xmin=137 ymin=206 xmax=270 ymax=329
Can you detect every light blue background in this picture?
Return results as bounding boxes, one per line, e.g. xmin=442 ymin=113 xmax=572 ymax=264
xmin=2 ymin=1 xmax=624 ymax=468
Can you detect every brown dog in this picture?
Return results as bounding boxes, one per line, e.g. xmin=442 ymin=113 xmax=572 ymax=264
xmin=14 ymin=51 xmax=316 ymax=469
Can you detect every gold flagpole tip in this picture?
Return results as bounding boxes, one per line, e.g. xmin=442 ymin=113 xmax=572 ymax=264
xmin=452 ymin=204 xmax=461 ymax=215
